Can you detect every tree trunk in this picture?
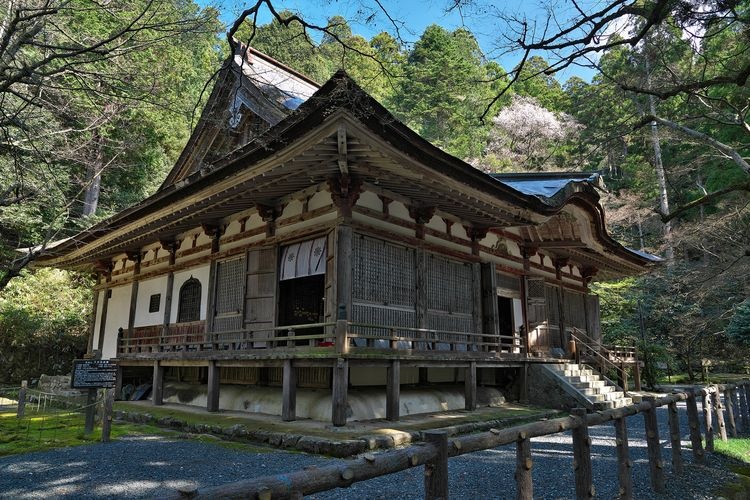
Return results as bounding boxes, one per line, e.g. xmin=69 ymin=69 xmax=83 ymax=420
xmin=82 ymin=132 xmax=103 ymax=217
xmin=646 ymin=57 xmax=674 ymax=262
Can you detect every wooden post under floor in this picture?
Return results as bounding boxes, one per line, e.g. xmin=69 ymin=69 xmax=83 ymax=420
xmin=386 ymin=360 xmax=400 ymax=422
xmin=332 ymin=358 xmax=349 ymax=426
xmin=282 ymin=359 xmax=296 ymax=422
xmin=152 ymin=361 xmax=164 ymax=406
xmin=465 ymin=361 xmax=477 ymax=411
xmin=207 ymin=361 xmax=220 ymax=413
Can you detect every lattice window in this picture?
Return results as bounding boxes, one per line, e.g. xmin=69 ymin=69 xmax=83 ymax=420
xmin=177 ymin=278 xmax=201 ymax=323
xmin=215 ymin=258 xmax=245 ymax=315
xmin=525 ymin=277 xmax=546 ymax=303
xmin=352 ymin=235 xmax=415 ymax=307
xmin=426 ymin=254 xmax=473 ymax=315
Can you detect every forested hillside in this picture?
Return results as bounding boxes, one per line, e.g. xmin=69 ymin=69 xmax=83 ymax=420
xmin=1 ymin=1 xmax=748 ymax=383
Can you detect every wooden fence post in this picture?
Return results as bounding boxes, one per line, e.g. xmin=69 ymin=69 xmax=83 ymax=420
xmin=667 ymin=401 xmax=683 ymax=474
xmin=84 ymin=387 xmax=97 ymax=435
xmin=16 ymin=380 xmax=27 ymax=418
xmin=642 ymin=396 xmax=665 ymax=493
xmin=739 ymin=382 xmax=750 ymax=433
xmin=614 ymin=416 xmax=633 ymax=500
xmin=101 ymin=388 xmax=115 ymax=443
xmin=424 ymin=431 xmax=448 ymax=500
xmin=712 ymin=387 xmax=728 ymax=442
xmin=701 ymin=389 xmax=714 ymax=452
xmin=571 ymin=408 xmax=594 ymax=500
xmin=685 ymin=388 xmax=704 ymax=463
xmin=724 ymin=387 xmax=738 ymax=438
xmin=515 ymin=432 xmax=533 ymax=500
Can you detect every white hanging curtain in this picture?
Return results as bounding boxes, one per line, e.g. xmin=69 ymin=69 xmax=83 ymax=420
xmin=279 ymin=237 xmax=327 ymax=280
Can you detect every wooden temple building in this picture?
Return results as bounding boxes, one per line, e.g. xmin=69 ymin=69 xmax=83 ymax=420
xmin=35 ymin=45 xmax=658 ymax=425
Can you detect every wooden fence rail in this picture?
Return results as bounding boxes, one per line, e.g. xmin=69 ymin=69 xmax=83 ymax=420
xmin=171 ymin=381 xmax=750 ymax=500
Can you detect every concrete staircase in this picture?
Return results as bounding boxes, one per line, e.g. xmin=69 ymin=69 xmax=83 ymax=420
xmin=545 ymin=362 xmax=633 ymax=410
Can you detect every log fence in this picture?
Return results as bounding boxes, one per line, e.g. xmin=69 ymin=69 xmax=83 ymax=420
xmin=173 ymin=381 xmax=750 ymax=500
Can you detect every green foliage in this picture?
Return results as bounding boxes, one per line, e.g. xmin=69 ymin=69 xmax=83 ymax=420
xmin=390 ymin=25 xmax=503 ymax=159
xmin=0 ymin=269 xmax=92 ymax=383
xmin=727 ymin=300 xmax=750 ymax=347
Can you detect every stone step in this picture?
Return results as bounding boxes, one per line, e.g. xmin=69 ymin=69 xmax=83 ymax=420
xmin=595 ymin=397 xmax=633 ymax=410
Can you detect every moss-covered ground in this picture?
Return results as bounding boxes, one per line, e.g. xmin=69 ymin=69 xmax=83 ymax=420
xmin=714 ymin=437 xmax=750 ymax=498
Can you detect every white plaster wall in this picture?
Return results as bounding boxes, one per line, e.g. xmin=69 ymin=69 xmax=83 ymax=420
xmin=308 ymin=191 xmax=332 ymax=211
xmin=102 ymin=284 xmax=132 ymax=359
xmin=452 ymin=224 xmax=470 ymax=240
xmin=426 ymin=215 xmax=446 ymax=232
xmin=134 ymin=276 xmax=168 ymax=327
xmin=171 ymin=265 xmax=210 ymax=321
xmin=389 ymin=200 xmax=412 ymax=221
xmin=356 ymin=191 xmax=382 ymax=210
xmin=281 ymin=199 xmax=303 ymax=218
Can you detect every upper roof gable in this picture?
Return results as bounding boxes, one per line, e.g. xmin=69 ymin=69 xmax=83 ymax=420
xmin=160 ymin=43 xmax=319 ymax=190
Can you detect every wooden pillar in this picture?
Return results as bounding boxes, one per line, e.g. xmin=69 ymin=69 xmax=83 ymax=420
xmin=127 ymin=251 xmax=142 ymax=338
xmin=335 ymin=223 xmax=353 ymax=320
xmin=724 ymin=388 xmax=738 ymax=438
xmin=97 ymin=288 xmax=110 ymax=352
xmin=161 ymin=240 xmax=178 ymax=339
xmin=332 ymin=358 xmax=349 ymax=427
xmin=282 ymin=359 xmax=296 ymax=422
xmin=571 ymin=408 xmax=594 ymax=500
xmin=152 ymin=361 xmax=164 ymax=406
xmin=613 ymin=416 xmax=633 ymax=499
xmin=203 ymin=226 xmax=221 ymax=336
xmin=386 ymin=360 xmax=400 ymax=422
xmin=84 ymin=388 xmax=97 ymax=435
xmin=744 ymin=383 xmax=750 ymax=432
xmin=419 ymin=367 xmax=429 ymax=384
xmin=686 ymin=388 xmax=705 ymax=463
xmin=633 ymin=361 xmax=642 ymax=392
xmin=423 ymin=430 xmax=448 ymax=500
xmin=667 ymin=401 xmax=683 ymax=474
xmin=96 ymin=261 xmax=112 ymax=353
xmin=471 ymin=262 xmax=483 ymax=350
xmin=480 ymin=263 xmax=499 ymax=351
xmin=465 ymin=361 xmax=477 ymax=411
xmin=515 ymin=433 xmax=533 ymax=500
xmin=712 ymin=387 xmax=728 ymax=442
xmin=207 ymin=361 xmax=220 ymax=413
xmin=701 ymin=389 xmax=715 ymax=452
xmin=87 ymin=286 xmax=100 ymax=355
xmin=738 ymin=382 xmax=750 ymax=432
xmin=642 ymin=396 xmax=665 ymax=493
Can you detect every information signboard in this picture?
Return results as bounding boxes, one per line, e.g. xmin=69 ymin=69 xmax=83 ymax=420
xmin=71 ymin=359 xmax=118 ymax=389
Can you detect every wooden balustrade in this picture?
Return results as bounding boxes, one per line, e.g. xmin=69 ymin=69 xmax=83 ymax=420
xmin=117 ymin=321 xmax=526 ymax=357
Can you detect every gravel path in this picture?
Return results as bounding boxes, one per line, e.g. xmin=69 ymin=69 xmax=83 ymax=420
xmin=0 ymin=403 xmax=742 ymax=499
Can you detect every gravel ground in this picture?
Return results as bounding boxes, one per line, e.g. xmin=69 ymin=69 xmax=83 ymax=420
xmin=0 ymin=403 xmax=743 ymax=499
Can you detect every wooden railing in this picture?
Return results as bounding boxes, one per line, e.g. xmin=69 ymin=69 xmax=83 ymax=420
xmin=171 ymin=382 xmax=750 ymax=500
xmin=117 ymin=320 xmax=525 ymax=356
xmin=570 ymin=328 xmax=641 ymax=392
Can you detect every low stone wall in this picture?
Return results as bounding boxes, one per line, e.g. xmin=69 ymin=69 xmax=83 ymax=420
xmin=113 ymin=406 xmax=558 ymax=458
xmin=527 ymin=364 xmax=584 ymax=410
xmin=38 ymin=374 xmax=85 ymax=397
